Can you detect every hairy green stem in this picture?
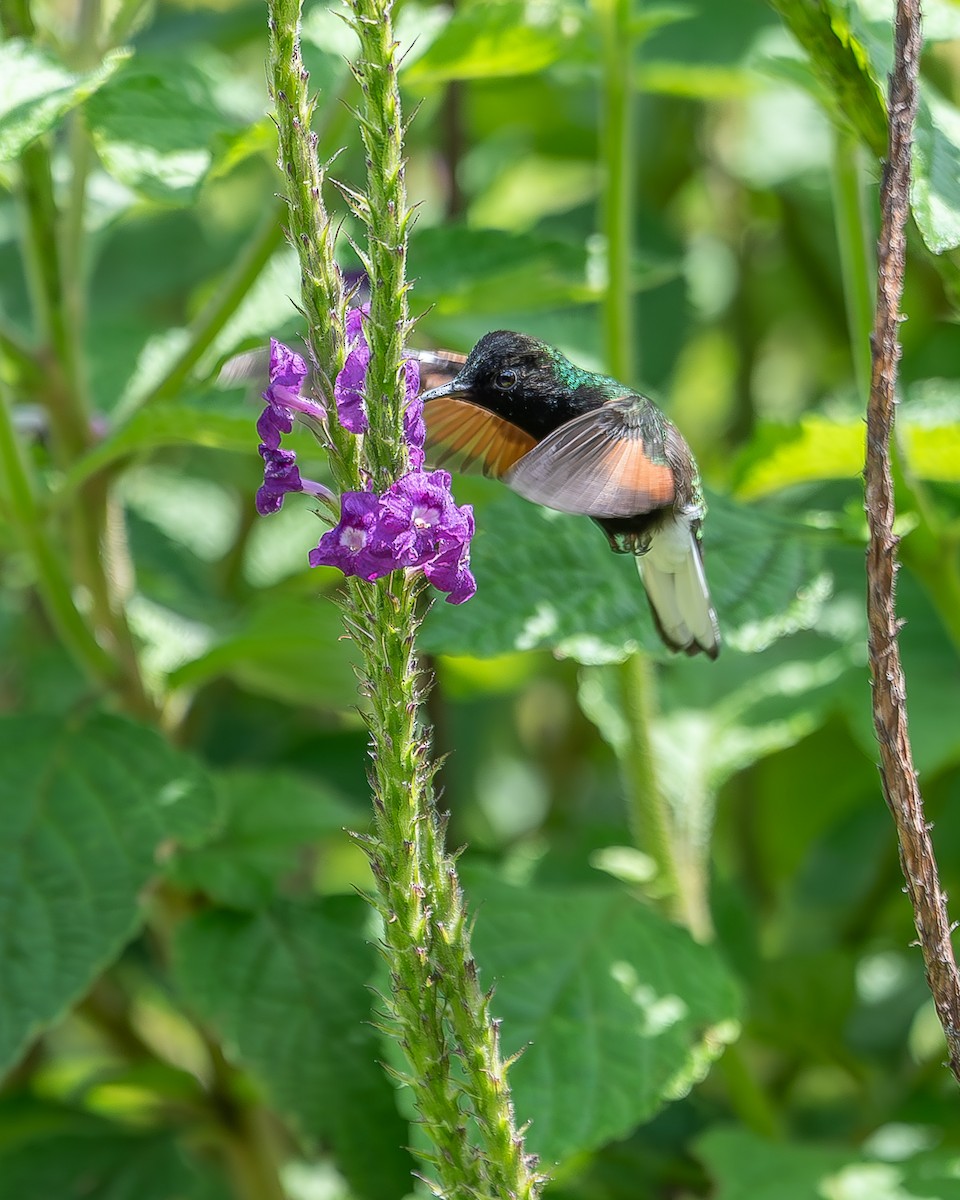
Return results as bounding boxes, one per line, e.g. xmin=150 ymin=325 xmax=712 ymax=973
xmin=266 ymin=0 xmax=541 ymax=1192
xmin=596 ymin=0 xmax=635 ymax=385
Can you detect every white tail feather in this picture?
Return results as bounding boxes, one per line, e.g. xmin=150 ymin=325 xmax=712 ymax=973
xmin=637 ymin=518 xmax=720 ymax=658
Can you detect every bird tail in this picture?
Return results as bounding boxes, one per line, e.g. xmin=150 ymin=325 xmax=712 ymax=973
xmin=637 ymin=518 xmax=720 ymax=659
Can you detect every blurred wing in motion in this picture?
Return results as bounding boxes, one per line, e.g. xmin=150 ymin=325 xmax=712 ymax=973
xmin=424 ymin=397 xmax=537 ymax=478
xmin=504 ymin=399 xmax=676 ymax=518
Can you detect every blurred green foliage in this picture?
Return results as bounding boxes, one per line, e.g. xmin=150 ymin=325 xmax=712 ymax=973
xmin=2 ymin=0 xmax=960 ymax=1197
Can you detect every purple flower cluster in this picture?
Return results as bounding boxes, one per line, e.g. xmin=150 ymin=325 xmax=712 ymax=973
xmin=309 ymin=469 xmax=475 ymax=604
xmin=256 ymin=340 xmax=332 ymax=515
xmin=257 ymin=317 xmax=475 ymax=605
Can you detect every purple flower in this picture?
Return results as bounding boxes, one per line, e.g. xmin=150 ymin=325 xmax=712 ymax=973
xmin=378 ymin=471 xmax=471 ymax=565
xmin=334 ymin=305 xmax=371 ymax=433
xmin=257 ymin=446 xmax=302 ymax=515
xmin=424 ymin=542 xmax=476 ymax=605
xmin=403 ymin=358 xmax=425 ymax=469
xmin=256 ymin=340 xmax=333 ymax=514
xmin=309 ymin=471 xmax=476 ymax=604
xmin=309 ymin=491 xmax=384 ymax=580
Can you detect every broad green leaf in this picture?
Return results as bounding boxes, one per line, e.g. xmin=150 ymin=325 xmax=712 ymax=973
xmin=0 ymin=1122 xmax=209 ymax=1200
xmin=403 ymin=0 xmax=588 ymax=82
xmin=469 ymin=156 xmax=601 ymax=232
xmin=174 ymin=898 xmax=413 ymax=1200
xmin=412 ymin=225 xmax=601 ymax=313
xmin=846 ymin=0 xmax=960 ymax=252
xmin=467 ymin=874 xmax=741 ymax=1166
xmin=167 ymin=591 xmax=360 ymax=712
xmin=421 ymin=488 xmax=831 ymax=662
xmin=166 ymin=769 xmax=359 ymax=909
xmin=773 ymin=0 xmax=960 ymax=252
xmin=0 ymin=714 xmax=216 ymax=1076
xmin=734 ymin=416 xmax=864 ymax=499
xmin=735 ymin=383 xmax=960 ymax=498
xmin=912 ymin=87 xmax=960 ymax=253
xmin=765 ymin=0 xmax=887 ymax=157
xmin=580 ymin=626 xmax=861 ymax=915
xmin=60 ymin=398 xmax=260 ymax=494
xmin=0 ymin=41 xmax=128 ymax=164
xmin=86 ymin=58 xmax=243 ymax=205
xmin=636 ymin=61 xmax=757 ymax=99
xmin=695 ymin=1126 xmax=960 ymax=1200
xmin=836 ymin=553 xmax=960 ymax=775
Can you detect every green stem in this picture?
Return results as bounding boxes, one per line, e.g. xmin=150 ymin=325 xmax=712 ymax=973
xmin=596 ymin=0 xmax=635 ymax=385
xmin=129 ymin=210 xmax=285 ymax=412
xmin=831 ymin=129 xmax=874 ymax=405
xmin=618 ymin=654 xmax=708 ymax=935
xmin=17 ymin=144 xmax=91 ymax=456
xmin=0 ymin=383 xmax=117 ymax=689
xmin=267 ymin=0 xmax=541 ymax=1191
xmin=0 ymin=321 xmax=42 ymax=391
xmin=718 ymin=1043 xmax=783 ymax=1140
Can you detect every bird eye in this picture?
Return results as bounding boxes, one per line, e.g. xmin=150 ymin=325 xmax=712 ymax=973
xmin=494 ymin=369 xmax=518 ymax=391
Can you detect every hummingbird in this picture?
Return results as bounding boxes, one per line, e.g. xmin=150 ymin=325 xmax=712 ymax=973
xmin=419 ymin=330 xmax=720 ymax=659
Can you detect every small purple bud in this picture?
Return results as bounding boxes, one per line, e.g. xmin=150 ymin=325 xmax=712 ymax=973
xmin=334 ymin=304 xmax=371 ymax=433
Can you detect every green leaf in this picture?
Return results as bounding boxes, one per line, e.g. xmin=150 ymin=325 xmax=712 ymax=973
xmin=912 ymin=86 xmax=960 ymax=253
xmin=765 ymin=0 xmax=887 ymax=157
xmin=174 ymin=898 xmax=413 ymax=1200
xmin=0 ymin=1121 xmax=208 ymax=1200
xmin=403 ymin=0 xmax=588 ymax=82
xmin=695 ymin=1126 xmax=960 ymax=1200
xmin=0 ymin=41 xmax=128 ymax=164
xmin=166 ymin=769 xmax=359 ymax=909
xmin=60 ymin=397 xmax=256 ymax=494
xmin=837 ymin=554 xmax=960 ymax=775
xmin=167 ymin=591 xmax=361 ymax=712
xmin=411 ymin=226 xmax=600 ymax=314
xmin=86 ymin=58 xmax=243 ymax=205
xmin=467 ymin=874 xmax=741 ymax=1165
xmin=580 ymin=625 xmax=861 ymax=904
xmin=735 ymin=383 xmax=960 ymax=498
xmin=421 ymin=488 xmax=830 ymax=662
xmin=0 ymin=713 xmax=216 ymax=1076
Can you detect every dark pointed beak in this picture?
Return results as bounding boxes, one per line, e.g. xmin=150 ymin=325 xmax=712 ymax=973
xmin=419 ymin=378 xmax=471 ymax=403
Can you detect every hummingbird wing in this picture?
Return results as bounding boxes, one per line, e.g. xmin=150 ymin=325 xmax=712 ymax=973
xmin=423 ymin=397 xmax=538 ymax=478
xmin=503 ymin=396 xmax=678 ymax=518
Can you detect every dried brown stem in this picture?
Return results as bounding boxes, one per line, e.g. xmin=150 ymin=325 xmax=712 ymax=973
xmin=865 ymin=0 xmax=960 ymax=1082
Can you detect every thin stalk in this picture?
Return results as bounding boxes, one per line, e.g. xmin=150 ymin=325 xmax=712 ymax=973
xmin=17 ymin=144 xmax=90 ymax=456
xmin=864 ymin=0 xmax=960 ymax=1081
xmin=595 ymin=1 xmax=699 ymax=935
xmin=0 ymin=383 xmax=117 ymax=689
xmin=831 ymin=129 xmax=874 ymax=405
xmin=617 ymin=653 xmax=712 ymax=938
xmin=130 ymin=211 xmax=285 ymax=412
xmin=832 ymin=73 xmax=960 ymax=655
xmin=717 ymin=1043 xmax=783 ymax=1140
xmin=267 ymin=0 xmax=542 ymax=1190
xmin=596 ymin=0 xmax=635 ymax=385
xmin=0 ymin=322 xmax=42 ymax=391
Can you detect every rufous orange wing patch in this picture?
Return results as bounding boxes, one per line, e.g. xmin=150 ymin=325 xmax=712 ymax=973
xmin=504 ymin=402 xmax=676 ymax=518
xmin=424 ymin=397 xmax=538 ymax=478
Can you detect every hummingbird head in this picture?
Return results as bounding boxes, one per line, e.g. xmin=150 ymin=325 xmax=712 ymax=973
xmin=419 ymin=331 xmax=614 ymax=438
